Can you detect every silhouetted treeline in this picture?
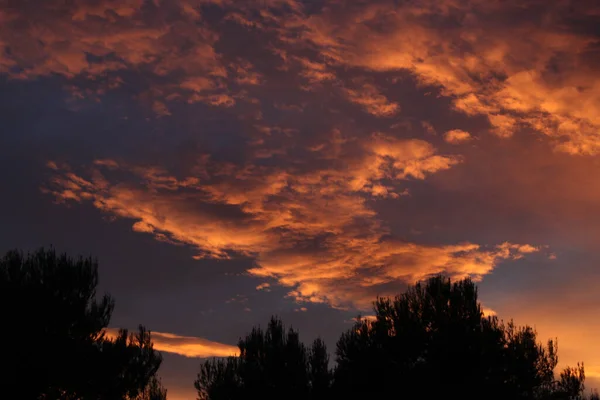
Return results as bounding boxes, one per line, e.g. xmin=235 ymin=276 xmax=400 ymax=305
xmin=0 ymin=248 xmax=167 ymax=400
xmin=196 ymin=276 xmax=598 ymax=400
xmin=4 ymin=247 xmax=597 ymax=400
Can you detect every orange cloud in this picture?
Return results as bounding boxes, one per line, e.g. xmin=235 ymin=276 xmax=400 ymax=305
xmin=444 ymin=129 xmax=473 ymax=144
xmin=256 ymin=282 xmax=271 ymax=291
xmin=255 ymin=240 xmax=537 ymax=308
xmin=481 ymin=306 xmax=497 ymax=317
xmin=5 ymin=0 xmax=600 ymax=147
xmin=341 ymin=82 xmax=399 ymax=117
xmin=8 ymin=0 xmax=600 ymax=396
xmin=293 ymin=56 xmax=337 ymax=85
xmin=104 ymin=328 xmax=238 ymax=358
xmin=44 ymin=135 xmax=538 ymax=309
xmin=247 ymin=0 xmax=600 ymax=154
xmin=0 ymin=0 xmax=232 ymax=109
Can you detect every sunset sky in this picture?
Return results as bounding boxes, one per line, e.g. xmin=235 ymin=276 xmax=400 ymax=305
xmin=2 ymin=0 xmax=600 ymax=398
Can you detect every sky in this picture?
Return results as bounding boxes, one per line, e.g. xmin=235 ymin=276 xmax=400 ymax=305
xmin=2 ymin=0 xmax=600 ymax=398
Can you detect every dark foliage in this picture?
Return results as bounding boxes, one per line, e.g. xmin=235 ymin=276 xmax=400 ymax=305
xmin=5 ymin=246 xmax=591 ymax=400
xmin=197 ymin=276 xmax=595 ymax=400
xmin=136 ymin=376 xmax=168 ymax=400
xmin=195 ymin=317 xmax=332 ymax=400
xmin=334 ymin=276 xmax=589 ymax=400
xmin=308 ymin=338 xmax=332 ymax=400
xmin=0 ymin=248 xmax=164 ymax=399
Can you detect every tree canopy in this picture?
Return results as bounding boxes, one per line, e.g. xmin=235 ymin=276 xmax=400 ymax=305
xmin=333 ymin=276 xmax=580 ymax=400
xmin=0 ymin=248 xmax=165 ymax=400
xmin=197 ymin=276 xmax=594 ymax=400
xmin=135 ymin=376 xmax=168 ymax=400
xmin=195 ymin=317 xmax=331 ymax=400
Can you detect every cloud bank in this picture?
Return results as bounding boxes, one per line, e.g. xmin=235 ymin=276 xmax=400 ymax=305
xmin=45 ymin=148 xmax=537 ymax=309
xmin=2 ymin=0 xmax=600 ymax=153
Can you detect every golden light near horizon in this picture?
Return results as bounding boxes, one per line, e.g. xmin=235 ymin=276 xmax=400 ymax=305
xmin=104 ymin=329 xmax=239 ymax=358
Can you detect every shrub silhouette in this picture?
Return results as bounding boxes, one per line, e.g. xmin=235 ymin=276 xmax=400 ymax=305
xmin=0 ymin=248 xmax=164 ymax=399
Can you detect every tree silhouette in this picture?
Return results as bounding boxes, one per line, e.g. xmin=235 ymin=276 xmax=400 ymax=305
xmin=308 ymin=338 xmax=332 ymax=400
xmin=552 ymin=363 xmax=586 ymax=399
xmin=333 ymin=276 xmax=588 ymax=400
xmin=195 ymin=277 xmax=595 ymax=400
xmin=0 ymin=248 xmax=164 ymax=399
xmin=134 ymin=376 xmax=168 ymax=400
xmin=196 ymin=356 xmax=242 ymax=400
xmin=195 ymin=316 xmax=333 ymax=400
xmin=12 ymin=247 xmax=590 ymax=399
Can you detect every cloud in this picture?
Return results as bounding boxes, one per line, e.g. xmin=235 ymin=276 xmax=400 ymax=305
xmin=256 ymin=240 xmax=537 ymax=308
xmin=444 ymin=129 xmax=473 ymax=144
xmin=6 ymin=0 xmax=600 ymax=396
xmin=0 ymin=0 xmax=232 ymax=108
xmin=256 ymin=282 xmax=271 ymax=291
xmin=105 ymin=328 xmax=238 ymax=358
xmin=5 ymin=0 xmax=565 ymax=309
xmin=44 ymin=139 xmax=537 ymax=309
xmin=152 ymin=101 xmax=172 ymax=117
xmin=3 ymin=0 xmax=600 ymax=150
xmin=244 ymin=0 xmax=600 ymax=154
xmin=481 ymin=306 xmax=497 ymax=317
xmin=8 ymin=0 xmax=557 ymax=311
xmin=341 ymin=82 xmax=400 ymax=117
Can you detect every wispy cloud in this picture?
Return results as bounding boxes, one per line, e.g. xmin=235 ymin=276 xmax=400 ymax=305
xmin=341 ymin=82 xmax=400 ymax=117
xmin=105 ymin=328 xmax=238 ymax=358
